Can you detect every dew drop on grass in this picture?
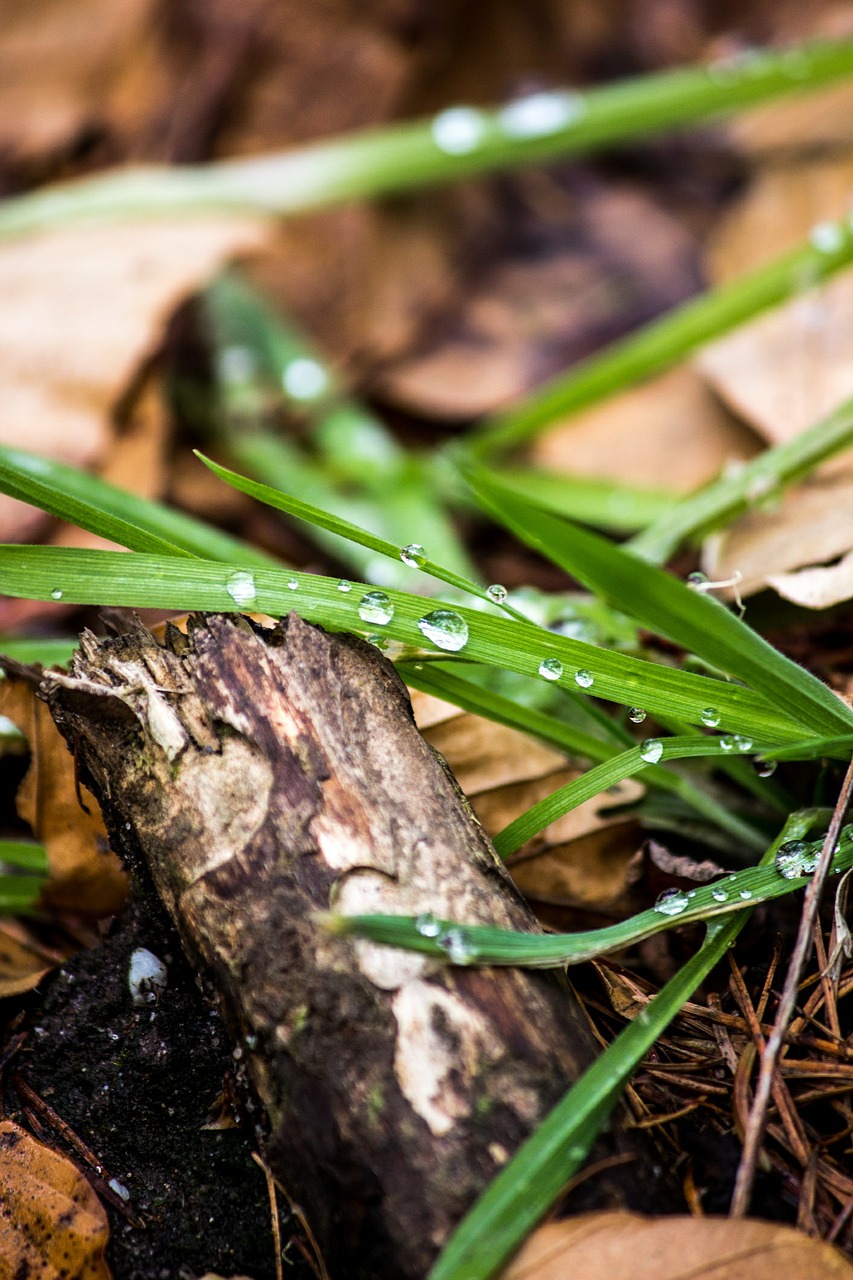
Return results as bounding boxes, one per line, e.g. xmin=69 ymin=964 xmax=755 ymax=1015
xmin=417 ymin=609 xmax=469 ymax=652
xmin=225 ymin=571 xmax=256 ymax=607
xmin=686 ymin=571 xmax=708 ymax=589
xmin=700 ymin=707 xmax=720 ymax=727
xmin=400 ymin=544 xmax=426 ymax=569
xmin=810 ymin=221 xmax=845 ymax=254
xmin=653 ymin=888 xmax=689 ymax=916
xmin=733 ymin=735 xmax=753 ymax=751
xmin=640 ymin=738 xmax=663 ymax=764
xmin=415 ymin=912 xmax=442 ymax=938
xmin=719 ymin=736 xmax=735 ymax=751
xmin=366 ymin=633 xmax=388 ymax=650
xmin=337 ymin=580 xmax=352 ymax=593
xmin=628 ymin=708 xmax=646 ymax=724
xmin=282 ymin=357 xmax=328 ymax=401
xmin=358 ymin=591 xmax=394 ymax=625
xmin=711 ymin=887 xmax=728 ymax=902
xmin=438 ymin=927 xmax=475 ymax=964
xmin=574 ymin=669 xmax=594 ymax=688
xmin=487 ymin=584 xmax=507 ymax=603
xmin=538 ymin=657 xmax=563 ymax=682
xmin=739 ymin=889 xmax=753 ymax=900
xmin=287 ymin=577 xmax=299 ymax=591
xmin=431 ymin=106 xmax=487 ymax=155
xmin=498 ymin=91 xmax=585 ymax=138
xmin=775 ymin=840 xmax=819 ymax=879
xmin=50 ymin=588 xmax=63 ymax=600
xmin=753 ymin=757 xmax=777 ymax=778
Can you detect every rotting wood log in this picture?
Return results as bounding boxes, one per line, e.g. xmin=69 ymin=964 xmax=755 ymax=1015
xmin=41 ymin=611 xmax=670 ymax=1278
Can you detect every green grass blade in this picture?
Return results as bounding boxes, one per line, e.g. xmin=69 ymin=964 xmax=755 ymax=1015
xmin=484 ymin=467 xmax=678 ymax=533
xmin=629 ymin=393 xmax=853 ymax=562
xmin=0 ymin=874 xmax=45 ymax=910
xmin=0 ymin=445 xmax=277 ymax=566
xmin=3 ymin=42 xmax=851 ymax=238
xmin=0 ymin=842 xmax=49 ymax=873
xmin=426 ymin=812 xmax=819 ymax=1280
xmin=763 ymin=735 xmax=853 ymax=761
xmin=0 ymin=637 xmax=78 ymax=667
xmin=0 ymin=546 xmax=812 ymax=740
xmin=331 ymin=821 xmax=852 ymax=966
xmin=471 ymin=222 xmax=853 ymax=456
xmin=464 ymin=465 xmax=853 ymax=737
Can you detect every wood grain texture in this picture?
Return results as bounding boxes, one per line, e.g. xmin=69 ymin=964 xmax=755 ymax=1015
xmin=43 ymin=613 xmax=655 ymax=1278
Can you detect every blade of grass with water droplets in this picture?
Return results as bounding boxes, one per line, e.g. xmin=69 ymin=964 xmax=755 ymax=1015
xmin=465 ymin=464 xmax=853 ymax=737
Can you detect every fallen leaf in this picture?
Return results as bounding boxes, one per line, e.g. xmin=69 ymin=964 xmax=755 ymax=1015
xmin=0 ymin=677 xmax=128 ymax=916
xmin=0 ymin=917 xmax=67 ymax=998
xmin=533 ymin=366 xmax=759 ymax=494
xmin=0 ymin=1119 xmax=111 ymax=1280
xmin=0 ymin=215 xmax=269 ymax=540
xmin=499 ymin=1212 xmax=853 ymax=1280
xmin=767 ymin=548 xmax=853 ymax=610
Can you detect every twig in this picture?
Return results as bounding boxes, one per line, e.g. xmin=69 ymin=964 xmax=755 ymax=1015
xmin=730 ymin=755 xmax=853 ymax=1216
xmin=251 ymin=1151 xmax=283 ymax=1280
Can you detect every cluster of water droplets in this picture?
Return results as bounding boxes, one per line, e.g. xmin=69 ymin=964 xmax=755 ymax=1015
xmin=431 ymin=90 xmax=587 ymax=157
xmin=414 ymin=913 xmax=477 ymax=964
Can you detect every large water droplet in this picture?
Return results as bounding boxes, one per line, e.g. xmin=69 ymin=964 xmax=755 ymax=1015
xmin=538 ymin=657 xmax=563 ymax=682
xmin=287 ymin=577 xmax=299 ymax=591
xmin=415 ymin=912 xmax=442 ymax=938
xmin=719 ymin=736 xmax=735 ymax=751
xmin=337 ymin=580 xmax=352 ymax=593
xmin=358 ymin=591 xmax=394 ymax=625
xmin=775 ymin=840 xmax=819 ymax=879
xmin=653 ymin=888 xmax=689 ymax=917
xmin=711 ymin=887 xmax=728 ymax=902
xmin=50 ymin=588 xmax=63 ymax=601
xmin=574 ymin=669 xmax=594 ymax=689
xmin=400 ymin=544 xmax=426 ymax=569
xmin=700 ymin=707 xmax=720 ymax=728
xmin=431 ymin=106 xmax=487 ymax=155
xmin=498 ymin=91 xmax=586 ymax=138
xmin=225 ymin=571 xmax=257 ymax=608
xmin=733 ymin=735 xmax=753 ymax=752
xmin=417 ymin=609 xmax=469 ymax=652
xmin=739 ymin=889 xmax=753 ymax=900
xmin=282 ymin=357 xmax=328 ymax=401
xmin=810 ymin=221 xmax=844 ymax=254
xmin=753 ymin=757 xmax=777 ymax=778
xmin=640 ymin=738 xmax=663 ymax=764
xmin=438 ymin=927 xmax=475 ymax=964
xmin=487 ymin=583 xmax=507 ymax=603
xmin=628 ymin=707 xmax=646 ymax=724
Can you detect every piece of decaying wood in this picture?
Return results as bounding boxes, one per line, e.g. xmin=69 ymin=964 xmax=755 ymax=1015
xmin=42 ymin=612 xmax=661 ymax=1278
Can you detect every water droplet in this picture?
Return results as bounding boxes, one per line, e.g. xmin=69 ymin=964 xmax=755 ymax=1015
xmin=653 ymin=888 xmax=689 ymax=917
xmin=498 ymin=90 xmax=585 ymax=138
xmin=574 ymin=669 xmax=594 ymax=689
xmin=417 ymin=609 xmax=469 ymax=652
xmin=719 ymin=736 xmax=735 ymax=751
xmin=810 ymin=221 xmax=844 ymax=254
xmin=487 ymin=583 xmax=507 ymax=603
xmin=538 ymin=657 xmax=563 ymax=682
xmin=225 ymin=571 xmax=256 ymax=608
xmin=700 ymin=707 xmax=720 ymax=727
xmin=438 ymin=927 xmax=475 ymax=964
xmin=711 ymin=887 xmax=728 ymax=902
xmin=282 ymin=357 xmax=328 ymax=401
xmin=366 ymin=633 xmax=388 ymax=650
xmin=50 ymin=588 xmax=63 ymax=600
xmin=686 ymin=571 xmax=708 ymax=589
xmin=337 ymin=579 xmax=352 ymax=593
xmin=400 ymin=544 xmax=426 ymax=569
xmin=431 ymin=106 xmax=487 ymax=155
xmin=753 ymin=757 xmax=777 ymax=778
xmin=628 ymin=707 xmax=646 ymax=724
xmin=739 ymin=889 xmax=753 ymax=900
xmin=775 ymin=840 xmax=819 ymax=879
xmin=358 ymin=591 xmax=394 ymax=625
xmin=733 ymin=735 xmax=753 ymax=752
xmin=415 ymin=912 xmax=442 ymax=938
xmin=640 ymin=738 xmax=663 ymax=764
xmin=287 ymin=577 xmax=299 ymax=590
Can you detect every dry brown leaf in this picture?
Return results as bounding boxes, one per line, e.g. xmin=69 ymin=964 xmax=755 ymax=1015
xmin=0 ymin=215 xmax=269 ymax=541
xmin=533 ymin=366 xmax=759 ymax=494
xmin=0 ymin=1120 xmax=111 ymax=1280
xmin=410 ymin=690 xmax=642 ymax=913
xmin=0 ymin=916 xmax=67 ymax=998
xmin=0 ymin=678 xmax=127 ymax=916
xmin=767 ymin=549 xmax=853 ymax=610
xmin=499 ymin=1212 xmax=853 ymax=1280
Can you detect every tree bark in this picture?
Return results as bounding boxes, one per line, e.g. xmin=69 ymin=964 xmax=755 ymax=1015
xmin=42 ymin=612 xmax=662 ymax=1278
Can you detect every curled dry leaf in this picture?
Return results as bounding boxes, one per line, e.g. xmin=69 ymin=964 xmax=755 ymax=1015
xmin=499 ymin=1212 xmax=853 ymax=1280
xmin=0 ymin=1120 xmax=111 ymax=1280
xmin=0 ymin=216 xmax=269 ymax=543
xmin=0 ymin=916 xmax=67 ymax=999
xmin=0 ymin=677 xmax=127 ymax=916
xmin=411 ymin=690 xmax=642 ymax=915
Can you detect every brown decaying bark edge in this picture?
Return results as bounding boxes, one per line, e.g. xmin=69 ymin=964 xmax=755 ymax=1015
xmin=42 ymin=612 xmax=664 ymax=1278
